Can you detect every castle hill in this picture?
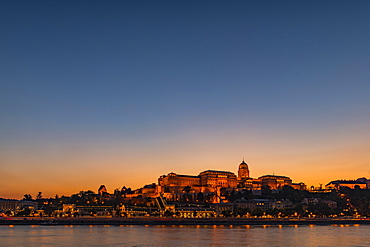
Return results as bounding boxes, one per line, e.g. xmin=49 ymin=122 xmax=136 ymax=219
xmin=1 ymin=160 xmax=370 ymax=225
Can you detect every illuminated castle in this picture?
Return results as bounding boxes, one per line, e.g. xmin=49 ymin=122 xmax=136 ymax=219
xmin=157 ymin=160 xmax=299 ymax=201
xmin=158 ymin=170 xmax=237 ymax=194
xmin=238 ymin=160 xmax=250 ymax=179
xmin=118 ymin=160 xmax=305 ymax=202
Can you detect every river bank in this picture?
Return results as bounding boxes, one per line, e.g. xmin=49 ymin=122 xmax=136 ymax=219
xmin=1 ymin=217 xmax=369 ymax=226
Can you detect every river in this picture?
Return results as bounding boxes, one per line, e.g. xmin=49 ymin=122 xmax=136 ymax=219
xmin=1 ymin=224 xmax=369 ymax=246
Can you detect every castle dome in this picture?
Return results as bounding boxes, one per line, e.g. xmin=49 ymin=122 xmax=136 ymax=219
xmin=238 ymin=159 xmax=250 ymax=179
xmin=239 ymin=160 xmax=248 ymax=169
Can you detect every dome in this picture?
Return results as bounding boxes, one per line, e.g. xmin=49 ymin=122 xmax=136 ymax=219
xmin=239 ymin=160 xmax=248 ymax=169
xmin=238 ymin=159 xmax=250 ymax=179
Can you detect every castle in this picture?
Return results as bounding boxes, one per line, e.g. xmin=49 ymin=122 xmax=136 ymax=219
xmin=156 ymin=160 xmax=304 ymax=202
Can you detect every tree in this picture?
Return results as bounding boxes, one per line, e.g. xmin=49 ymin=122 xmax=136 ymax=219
xmin=17 ymin=207 xmax=31 ymax=216
xmin=359 ymin=201 xmax=370 ymax=216
xmin=197 ymin=192 xmax=205 ymax=202
xmin=23 ymin=194 xmax=32 ymax=201
xmin=235 ymin=207 xmax=250 ymax=217
xmin=294 ymin=204 xmax=304 ymax=215
xmin=252 ymin=208 xmax=264 ymax=217
xmin=261 ymin=185 xmax=272 ymax=196
xmin=221 ymin=210 xmax=232 ymax=217
xmin=307 ymin=202 xmax=335 ymax=217
xmin=229 ymin=189 xmax=253 ymax=202
xmin=182 ymin=186 xmax=192 ymax=193
xmin=44 ymin=205 xmax=56 ymax=217
xmin=112 ymin=189 xmax=123 ymax=205
xmin=36 ymin=192 xmax=43 ymax=200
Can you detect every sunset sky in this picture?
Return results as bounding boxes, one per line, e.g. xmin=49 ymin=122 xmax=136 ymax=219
xmin=1 ymin=1 xmax=370 ymax=199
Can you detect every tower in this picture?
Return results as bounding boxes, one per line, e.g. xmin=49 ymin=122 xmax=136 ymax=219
xmin=238 ymin=159 xmax=250 ymax=179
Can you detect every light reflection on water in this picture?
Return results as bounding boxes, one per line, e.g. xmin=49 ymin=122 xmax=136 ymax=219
xmin=1 ymin=224 xmax=369 ymax=247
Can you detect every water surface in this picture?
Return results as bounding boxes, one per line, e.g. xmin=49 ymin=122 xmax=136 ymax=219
xmin=1 ymin=224 xmax=369 ymax=246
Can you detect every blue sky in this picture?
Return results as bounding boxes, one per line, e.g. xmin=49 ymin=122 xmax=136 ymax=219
xmin=1 ymin=1 xmax=370 ymax=198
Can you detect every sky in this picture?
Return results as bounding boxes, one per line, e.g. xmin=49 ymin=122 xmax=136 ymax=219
xmin=1 ymin=1 xmax=370 ymax=199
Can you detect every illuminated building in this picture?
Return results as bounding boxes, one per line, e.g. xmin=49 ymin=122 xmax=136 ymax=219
xmin=158 ymin=170 xmax=237 ymax=194
xmin=0 ymin=199 xmax=38 ymax=215
xmin=199 ymin=170 xmax=237 ymax=188
xmin=258 ymin=175 xmax=293 ymax=190
xmin=124 ymin=183 xmax=161 ymax=199
xmin=145 ymin=160 xmax=303 ymax=202
xmin=158 ymin=173 xmax=200 ymax=188
xmin=238 ymin=160 xmax=250 ymax=180
xmin=236 ymin=160 xmax=297 ymax=191
xmin=291 ymin=182 xmax=307 ymax=190
xmin=158 ymin=160 xmax=301 ymax=197
xmin=237 ymin=160 xmax=254 ymax=189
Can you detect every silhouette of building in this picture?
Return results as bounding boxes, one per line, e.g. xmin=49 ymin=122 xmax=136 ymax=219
xmin=325 ymin=179 xmax=368 ymax=190
xmin=98 ymin=185 xmax=108 ymax=196
xmin=356 ymin=177 xmax=370 ymax=188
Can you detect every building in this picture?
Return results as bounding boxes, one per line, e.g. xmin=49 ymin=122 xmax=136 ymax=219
xmin=0 ymin=199 xmax=38 ymax=215
xmin=199 ymin=170 xmax=237 ymax=188
xmin=125 ymin=183 xmax=161 ymax=199
xmin=237 ymin=160 xmax=255 ymax=189
xmin=211 ymin=198 xmax=293 ymax=216
xmin=236 ymin=161 xmax=299 ymax=192
xmin=158 ymin=169 xmax=237 ymax=203
xmin=355 ymin=177 xmax=370 ymax=188
xmin=325 ymin=180 xmax=368 ymax=190
xmin=302 ymin=198 xmax=337 ymax=209
xmin=158 ymin=170 xmax=237 ymax=194
xmin=292 ymin=182 xmax=307 ymax=190
xmin=157 ymin=160 xmax=302 ymax=201
xmin=130 ymin=159 xmax=303 ymax=203
xmin=238 ymin=160 xmax=250 ymax=180
xmin=158 ymin=173 xmax=200 ymax=189
xmin=258 ymin=175 xmax=293 ymax=190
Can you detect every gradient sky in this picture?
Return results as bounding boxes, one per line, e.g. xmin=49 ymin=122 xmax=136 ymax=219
xmin=1 ymin=1 xmax=370 ymax=199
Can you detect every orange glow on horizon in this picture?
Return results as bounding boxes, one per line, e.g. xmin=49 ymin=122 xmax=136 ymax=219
xmin=1 ymin=122 xmax=369 ymax=199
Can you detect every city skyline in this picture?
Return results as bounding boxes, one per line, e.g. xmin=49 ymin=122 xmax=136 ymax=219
xmin=1 ymin=1 xmax=370 ymax=199
xmin=1 ymin=158 xmax=368 ymax=200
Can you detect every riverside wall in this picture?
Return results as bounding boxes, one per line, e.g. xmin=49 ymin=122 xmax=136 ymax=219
xmin=1 ymin=217 xmax=369 ymax=226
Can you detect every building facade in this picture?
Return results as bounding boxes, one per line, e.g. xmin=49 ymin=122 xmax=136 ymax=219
xmin=0 ymin=199 xmax=38 ymax=215
xmin=157 ymin=160 xmax=303 ymax=202
xmin=258 ymin=175 xmax=293 ymax=190
xmin=158 ymin=170 xmax=237 ymax=195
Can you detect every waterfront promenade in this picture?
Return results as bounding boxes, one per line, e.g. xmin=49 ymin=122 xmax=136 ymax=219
xmin=1 ymin=217 xmax=369 ymax=226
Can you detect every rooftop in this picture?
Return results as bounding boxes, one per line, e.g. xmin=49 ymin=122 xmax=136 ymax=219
xmin=200 ymin=170 xmax=234 ymax=174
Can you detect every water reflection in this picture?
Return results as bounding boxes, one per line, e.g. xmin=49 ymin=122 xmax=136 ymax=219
xmin=0 ymin=224 xmax=369 ymax=247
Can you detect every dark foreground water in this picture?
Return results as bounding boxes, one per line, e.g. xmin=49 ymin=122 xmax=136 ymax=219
xmin=1 ymin=224 xmax=369 ymax=247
